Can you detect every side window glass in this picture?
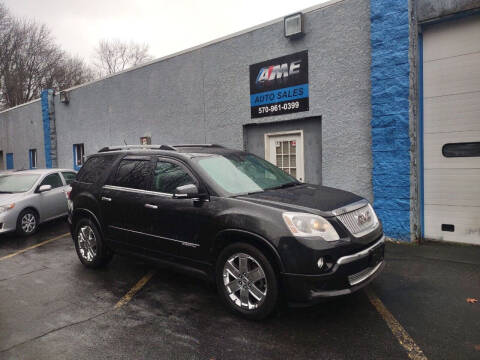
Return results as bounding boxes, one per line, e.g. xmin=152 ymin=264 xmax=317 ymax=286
xmin=41 ymin=173 xmax=63 ymax=189
xmin=61 ymin=172 xmax=77 ymax=185
xmin=153 ymin=161 xmax=195 ymax=194
xmin=77 ymin=155 xmax=115 ymax=184
xmin=113 ymin=160 xmax=151 ymax=190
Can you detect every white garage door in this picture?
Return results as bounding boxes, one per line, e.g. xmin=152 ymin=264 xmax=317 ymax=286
xmin=423 ymin=14 xmax=480 ymax=245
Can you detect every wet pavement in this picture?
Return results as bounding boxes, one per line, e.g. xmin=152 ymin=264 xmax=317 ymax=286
xmin=0 ymin=220 xmax=479 ymax=359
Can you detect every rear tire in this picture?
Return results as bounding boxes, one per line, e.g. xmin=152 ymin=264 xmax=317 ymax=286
xmin=74 ymin=218 xmax=113 ymax=268
xmin=216 ymin=242 xmax=278 ymax=320
xmin=16 ymin=209 xmax=39 ymax=236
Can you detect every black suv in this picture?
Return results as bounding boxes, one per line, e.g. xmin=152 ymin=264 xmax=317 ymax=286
xmin=68 ymin=144 xmax=385 ymax=319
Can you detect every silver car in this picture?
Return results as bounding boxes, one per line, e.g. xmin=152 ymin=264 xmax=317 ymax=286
xmin=0 ymin=169 xmax=77 ymax=236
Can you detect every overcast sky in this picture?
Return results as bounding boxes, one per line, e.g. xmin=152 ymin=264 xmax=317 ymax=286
xmin=4 ymin=0 xmax=328 ymax=64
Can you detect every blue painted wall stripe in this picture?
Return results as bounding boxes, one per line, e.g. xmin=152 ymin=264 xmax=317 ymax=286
xmin=41 ymin=89 xmax=52 ymax=168
xmin=370 ymin=0 xmax=411 ymax=240
xmin=418 ymin=33 xmax=425 ymax=239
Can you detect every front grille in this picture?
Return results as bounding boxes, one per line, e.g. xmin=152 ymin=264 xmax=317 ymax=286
xmin=336 ymin=204 xmax=377 ymax=236
xmin=348 ymin=261 xmax=383 ymax=286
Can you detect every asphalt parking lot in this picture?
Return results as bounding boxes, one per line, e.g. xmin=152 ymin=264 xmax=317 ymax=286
xmin=0 ymin=220 xmax=479 ymax=360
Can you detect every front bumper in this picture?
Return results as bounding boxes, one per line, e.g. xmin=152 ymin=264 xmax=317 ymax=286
xmin=0 ymin=211 xmax=19 ymax=234
xmin=281 ymin=236 xmax=385 ymax=305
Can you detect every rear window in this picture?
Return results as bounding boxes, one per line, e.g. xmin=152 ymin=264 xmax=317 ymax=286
xmin=112 ymin=159 xmax=152 ymax=190
xmin=76 ymin=155 xmax=116 ymax=184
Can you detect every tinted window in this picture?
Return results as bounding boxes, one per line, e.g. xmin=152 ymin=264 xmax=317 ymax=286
xmin=61 ymin=171 xmax=77 ymax=185
xmin=41 ymin=173 xmax=63 ymax=188
xmin=442 ymin=142 xmax=480 ymax=158
xmin=153 ymin=161 xmax=195 ymax=194
xmin=77 ymin=155 xmax=115 ymax=183
xmin=113 ymin=159 xmax=151 ymax=190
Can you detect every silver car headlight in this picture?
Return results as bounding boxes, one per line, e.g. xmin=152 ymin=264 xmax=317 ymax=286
xmin=282 ymin=212 xmax=340 ymax=241
xmin=0 ymin=203 xmax=15 ymax=214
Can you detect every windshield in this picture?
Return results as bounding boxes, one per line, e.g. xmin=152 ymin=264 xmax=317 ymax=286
xmin=194 ymin=153 xmax=299 ymax=196
xmin=0 ymin=174 xmax=40 ymax=193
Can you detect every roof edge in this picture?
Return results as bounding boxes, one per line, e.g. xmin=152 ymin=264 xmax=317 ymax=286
xmin=0 ymin=0 xmax=345 ymax=115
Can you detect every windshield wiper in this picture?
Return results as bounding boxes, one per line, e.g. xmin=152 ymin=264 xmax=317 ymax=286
xmin=265 ymin=182 xmax=300 ymax=191
xmin=0 ymin=191 xmax=13 ymax=194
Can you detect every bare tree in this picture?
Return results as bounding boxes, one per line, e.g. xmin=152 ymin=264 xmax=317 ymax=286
xmin=93 ymin=39 xmax=153 ymax=76
xmin=0 ymin=3 xmax=93 ymax=110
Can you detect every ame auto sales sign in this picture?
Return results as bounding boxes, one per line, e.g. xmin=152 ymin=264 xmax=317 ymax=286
xmin=249 ymin=50 xmax=309 ymax=118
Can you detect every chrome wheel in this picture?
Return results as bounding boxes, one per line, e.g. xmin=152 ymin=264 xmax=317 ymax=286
xmin=223 ymin=252 xmax=267 ymax=310
xmin=77 ymin=225 xmax=97 ymax=262
xmin=21 ymin=213 xmax=36 ymax=233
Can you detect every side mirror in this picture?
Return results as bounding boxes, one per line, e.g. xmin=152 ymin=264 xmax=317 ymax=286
xmin=38 ymin=184 xmax=52 ymax=193
xmin=173 ymin=184 xmax=199 ymax=199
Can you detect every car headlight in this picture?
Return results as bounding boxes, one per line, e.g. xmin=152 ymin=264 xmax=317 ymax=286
xmin=0 ymin=203 xmax=15 ymax=214
xmin=282 ymin=212 xmax=340 ymax=241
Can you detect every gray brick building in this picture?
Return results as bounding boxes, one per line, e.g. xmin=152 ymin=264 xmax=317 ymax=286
xmin=1 ymin=0 xmax=480 ymax=244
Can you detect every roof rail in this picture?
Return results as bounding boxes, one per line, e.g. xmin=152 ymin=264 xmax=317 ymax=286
xmin=98 ymin=145 xmax=176 ymax=152
xmin=171 ymin=144 xmax=224 ymax=148
xmin=97 ymin=144 xmax=226 ymax=153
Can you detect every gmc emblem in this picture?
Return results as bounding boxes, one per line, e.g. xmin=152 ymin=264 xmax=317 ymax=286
xmin=357 ymin=210 xmax=371 ymax=226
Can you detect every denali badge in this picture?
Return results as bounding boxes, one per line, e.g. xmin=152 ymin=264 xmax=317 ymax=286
xmin=356 ymin=210 xmax=371 ymax=226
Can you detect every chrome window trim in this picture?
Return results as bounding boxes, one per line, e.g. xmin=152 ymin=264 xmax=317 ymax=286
xmin=331 ymin=199 xmax=369 ymax=216
xmin=336 ymin=236 xmax=385 ymax=265
xmin=109 ymin=225 xmax=199 ymax=248
xmin=102 ymin=184 xmax=172 ymax=198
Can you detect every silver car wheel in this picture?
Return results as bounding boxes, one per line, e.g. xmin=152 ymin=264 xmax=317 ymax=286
xmin=223 ymin=252 xmax=267 ymax=310
xmin=21 ymin=213 xmax=36 ymax=233
xmin=77 ymin=225 xmax=97 ymax=262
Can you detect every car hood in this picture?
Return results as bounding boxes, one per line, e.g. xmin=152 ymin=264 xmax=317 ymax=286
xmin=236 ymin=184 xmax=364 ymax=216
xmin=0 ymin=192 xmax=24 ymax=205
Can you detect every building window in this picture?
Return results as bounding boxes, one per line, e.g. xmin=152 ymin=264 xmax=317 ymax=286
xmin=442 ymin=142 xmax=480 ymax=158
xmin=6 ymin=153 xmax=14 ymax=170
xmin=73 ymin=144 xmax=85 ymax=170
xmin=29 ymin=149 xmax=37 ymax=169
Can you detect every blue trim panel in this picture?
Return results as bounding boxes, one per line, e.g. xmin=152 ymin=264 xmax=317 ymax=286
xmin=250 ymin=84 xmax=308 ymax=106
xmin=28 ymin=149 xmax=33 ymax=169
xmin=418 ymin=33 xmax=425 ymax=239
xmin=6 ymin=153 xmax=14 ymax=170
xmin=41 ymin=90 xmax=52 ymax=168
xmin=370 ymin=0 xmax=411 ymax=240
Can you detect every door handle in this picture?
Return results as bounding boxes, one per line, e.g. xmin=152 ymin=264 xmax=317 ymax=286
xmin=144 ymin=204 xmax=158 ymax=209
xmin=101 ymin=196 xmax=112 ymax=202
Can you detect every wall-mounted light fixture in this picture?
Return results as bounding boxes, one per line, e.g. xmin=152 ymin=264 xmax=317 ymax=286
xmin=284 ymin=12 xmax=304 ymax=39
xmin=59 ymin=90 xmax=70 ymax=104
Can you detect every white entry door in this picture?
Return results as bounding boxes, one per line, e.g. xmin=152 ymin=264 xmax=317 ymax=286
xmin=423 ymin=14 xmax=480 ymax=245
xmin=264 ymin=131 xmax=305 ymax=182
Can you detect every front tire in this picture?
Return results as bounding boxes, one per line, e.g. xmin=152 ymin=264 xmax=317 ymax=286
xmin=16 ymin=209 xmax=39 ymax=236
xmin=74 ymin=218 xmax=112 ymax=268
xmin=216 ymin=243 xmax=278 ymax=320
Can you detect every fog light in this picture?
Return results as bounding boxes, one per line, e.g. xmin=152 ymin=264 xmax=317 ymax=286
xmin=317 ymin=257 xmax=324 ymax=269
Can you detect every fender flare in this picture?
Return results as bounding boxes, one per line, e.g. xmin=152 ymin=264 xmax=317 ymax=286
xmin=71 ymin=208 xmax=102 ymax=234
xmin=214 ymin=228 xmax=285 ymax=272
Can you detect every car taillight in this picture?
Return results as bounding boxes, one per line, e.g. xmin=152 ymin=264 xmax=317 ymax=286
xmin=66 ymin=190 xmax=72 ymax=199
